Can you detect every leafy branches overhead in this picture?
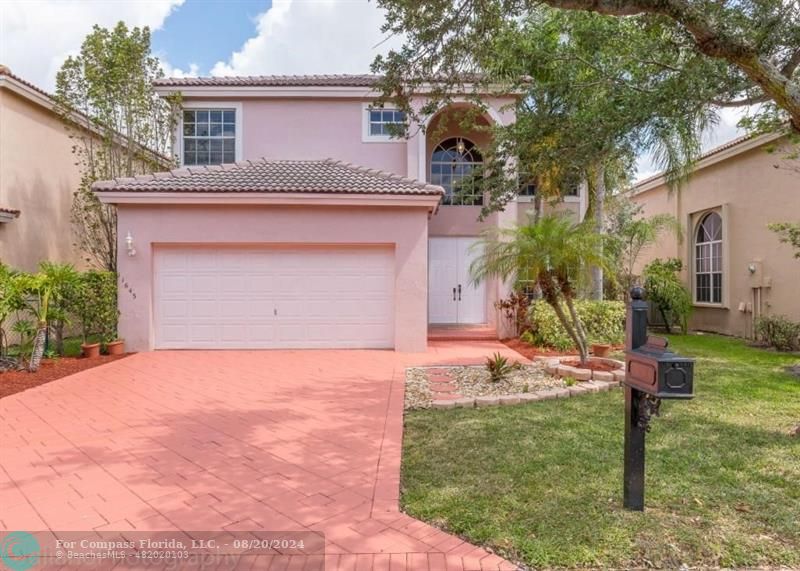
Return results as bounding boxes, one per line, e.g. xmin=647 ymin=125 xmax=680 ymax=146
xmin=376 ymin=0 xmax=800 ymax=134
xmin=55 ymin=22 xmax=179 ymax=271
xmin=768 ymin=222 xmax=800 ymax=258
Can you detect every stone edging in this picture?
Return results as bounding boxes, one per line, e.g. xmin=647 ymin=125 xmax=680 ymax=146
xmin=431 ymin=379 xmax=619 ymax=409
xmin=535 ymin=355 xmax=626 ymax=384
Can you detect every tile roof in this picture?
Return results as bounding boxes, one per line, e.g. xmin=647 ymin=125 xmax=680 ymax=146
xmin=0 ymin=207 xmax=20 ymax=217
xmin=153 ymin=74 xmax=382 ymax=88
xmin=92 ymin=158 xmax=445 ymax=196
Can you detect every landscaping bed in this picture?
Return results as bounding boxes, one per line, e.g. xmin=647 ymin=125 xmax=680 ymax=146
xmin=401 ymin=334 xmax=800 ymax=569
xmin=0 ymin=354 xmax=130 ymax=399
xmin=405 ymin=363 xmax=567 ymax=409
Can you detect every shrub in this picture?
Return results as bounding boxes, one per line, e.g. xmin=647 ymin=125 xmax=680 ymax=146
xmin=643 ymin=258 xmax=692 ymax=334
xmin=527 ymin=300 xmax=625 ymax=350
xmin=66 ymin=270 xmax=118 ymax=344
xmin=756 ymin=315 xmax=800 ymax=351
xmin=486 ymin=352 xmax=514 ymax=382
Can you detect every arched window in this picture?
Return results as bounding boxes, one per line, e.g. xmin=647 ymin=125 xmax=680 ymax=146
xmin=695 ymin=211 xmax=723 ymax=303
xmin=430 ymin=138 xmax=483 ymax=205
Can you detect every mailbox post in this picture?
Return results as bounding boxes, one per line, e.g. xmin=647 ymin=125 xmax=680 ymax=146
xmin=623 ymin=286 xmax=695 ymax=511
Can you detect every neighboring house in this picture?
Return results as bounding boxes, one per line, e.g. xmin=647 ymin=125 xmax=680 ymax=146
xmin=95 ymin=74 xmax=587 ymax=352
xmin=630 ymin=131 xmax=800 ymax=339
xmin=0 ymin=65 xmax=84 ymax=271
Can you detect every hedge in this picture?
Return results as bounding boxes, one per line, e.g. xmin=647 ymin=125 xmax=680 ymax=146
xmin=526 ymin=300 xmax=626 ymax=350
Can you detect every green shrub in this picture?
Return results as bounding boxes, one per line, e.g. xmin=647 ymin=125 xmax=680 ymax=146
xmin=486 ymin=352 xmax=514 ymax=382
xmin=66 ymin=270 xmax=118 ymax=343
xmin=527 ymin=300 xmax=625 ymax=350
xmin=755 ymin=315 xmax=800 ymax=351
xmin=643 ymin=258 xmax=692 ymax=334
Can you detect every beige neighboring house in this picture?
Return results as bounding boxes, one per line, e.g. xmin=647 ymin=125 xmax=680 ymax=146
xmin=631 ymin=130 xmax=800 ymax=339
xmin=0 ymin=65 xmax=86 ymax=271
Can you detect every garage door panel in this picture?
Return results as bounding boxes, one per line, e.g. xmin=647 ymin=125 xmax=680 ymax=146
xmin=154 ymin=246 xmax=394 ymax=349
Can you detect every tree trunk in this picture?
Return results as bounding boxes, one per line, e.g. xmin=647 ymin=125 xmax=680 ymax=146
xmin=564 ymin=294 xmax=590 ymax=364
xmin=28 ymin=323 xmax=47 ymax=373
xmin=54 ymin=321 xmax=65 ymax=356
xmin=659 ymin=305 xmax=673 ymax=334
xmin=533 ymin=192 xmax=543 ymax=222
xmin=539 ymin=275 xmax=583 ymax=352
xmin=590 ymin=165 xmax=605 ymax=300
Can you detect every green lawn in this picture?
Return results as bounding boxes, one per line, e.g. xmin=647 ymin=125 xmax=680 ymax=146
xmin=402 ymin=334 xmax=800 ymax=568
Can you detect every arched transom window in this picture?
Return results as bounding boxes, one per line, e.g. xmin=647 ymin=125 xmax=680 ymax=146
xmin=430 ymin=138 xmax=483 ymax=206
xmin=695 ymin=211 xmax=723 ymax=303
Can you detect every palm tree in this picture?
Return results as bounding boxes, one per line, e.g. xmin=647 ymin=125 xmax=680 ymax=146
xmin=470 ymin=214 xmax=609 ymax=364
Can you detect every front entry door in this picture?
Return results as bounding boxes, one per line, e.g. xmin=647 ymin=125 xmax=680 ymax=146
xmin=428 ymin=237 xmax=487 ymax=324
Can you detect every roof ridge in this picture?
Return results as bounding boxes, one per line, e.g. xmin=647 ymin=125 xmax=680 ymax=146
xmin=325 ymin=157 xmax=443 ymax=192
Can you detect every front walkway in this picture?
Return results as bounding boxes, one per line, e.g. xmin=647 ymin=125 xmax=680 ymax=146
xmin=0 ymin=342 xmax=525 ymax=570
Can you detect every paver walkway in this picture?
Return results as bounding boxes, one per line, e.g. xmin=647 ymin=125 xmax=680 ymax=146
xmin=0 ymin=341 xmax=526 ymax=570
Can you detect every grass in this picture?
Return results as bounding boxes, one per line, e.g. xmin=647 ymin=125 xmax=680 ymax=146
xmin=401 ymin=334 xmax=800 ymax=569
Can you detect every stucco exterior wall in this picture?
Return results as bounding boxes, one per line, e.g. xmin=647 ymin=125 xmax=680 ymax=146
xmin=631 ymin=139 xmax=800 ymax=337
xmin=116 ymin=204 xmax=430 ymax=352
xmin=180 ymin=97 xmax=409 ymax=176
xmin=0 ymin=87 xmax=82 ymax=271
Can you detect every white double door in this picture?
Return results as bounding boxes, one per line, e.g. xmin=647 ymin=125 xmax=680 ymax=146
xmin=428 ymin=237 xmax=486 ymax=324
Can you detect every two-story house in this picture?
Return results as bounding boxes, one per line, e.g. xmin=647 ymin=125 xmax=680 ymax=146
xmin=95 ymin=75 xmax=586 ymax=352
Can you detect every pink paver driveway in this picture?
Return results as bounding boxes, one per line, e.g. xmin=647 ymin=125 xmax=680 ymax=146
xmin=0 ymin=341 xmax=526 ymax=570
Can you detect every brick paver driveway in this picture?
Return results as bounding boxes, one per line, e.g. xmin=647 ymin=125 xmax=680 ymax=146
xmin=0 ymin=342 xmax=524 ymax=570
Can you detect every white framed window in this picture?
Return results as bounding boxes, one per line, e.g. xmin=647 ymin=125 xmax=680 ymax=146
xmin=430 ymin=137 xmax=484 ymax=206
xmin=362 ymin=103 xmax=406 ymax=142
xmin=694 ymin=211 xmax=723 ymax=304
xmin=179 ymin=102 xmax=242 ymax=166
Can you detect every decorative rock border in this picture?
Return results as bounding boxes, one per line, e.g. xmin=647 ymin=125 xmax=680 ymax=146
xmin=430 ymin=378 xmax=619 ymax=409
xmin=535 ymin=355 xmax=626 ymax=384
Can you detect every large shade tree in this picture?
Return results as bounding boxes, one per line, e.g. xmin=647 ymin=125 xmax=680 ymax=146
xmin=374 ymin=0 xmax=800 ymax=134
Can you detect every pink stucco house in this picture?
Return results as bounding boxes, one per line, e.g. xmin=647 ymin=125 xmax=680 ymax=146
xmin=95 ymin=75 xmax=586 ymax=352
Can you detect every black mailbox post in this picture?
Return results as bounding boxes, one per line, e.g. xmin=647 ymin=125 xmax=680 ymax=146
xmin=623 ymin=286 xmax=695 ymax=511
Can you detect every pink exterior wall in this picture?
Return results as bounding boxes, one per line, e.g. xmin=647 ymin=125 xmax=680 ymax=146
xmin=184 ymin=97 xmax=408 ymax=176
xmin=631 ymin=138 xmax=800 ymax=337
xmin=0 ymin=87 xmax=85 ymax=271
xmin=116 ymin=204 xmax=430 ymax=352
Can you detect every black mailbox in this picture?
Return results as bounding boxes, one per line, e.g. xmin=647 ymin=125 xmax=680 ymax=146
xmin=625 ymin=336 xmax=694 ymax=399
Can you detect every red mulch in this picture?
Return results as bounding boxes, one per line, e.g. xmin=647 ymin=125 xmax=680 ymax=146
xmin=0 ymin=354 xmax=131 ymax=399
xmin=560 ymin=358 xmax=619 ymax=372
xmin=501 ymin=338 xmax=577 ymax=359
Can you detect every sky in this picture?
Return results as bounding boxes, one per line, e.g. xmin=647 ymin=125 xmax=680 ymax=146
xmin=0 ymin=0 xmax=747 ymax=180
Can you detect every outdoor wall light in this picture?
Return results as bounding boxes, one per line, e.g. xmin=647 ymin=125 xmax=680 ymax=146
xmin=126 ymin=231 xmax=136 ymax=257
xmin=748 ymin=263 xmax=757 ymax=274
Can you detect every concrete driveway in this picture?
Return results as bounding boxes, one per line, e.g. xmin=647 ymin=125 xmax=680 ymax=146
xmin=0 ymin=342 xmax=524 ymax=570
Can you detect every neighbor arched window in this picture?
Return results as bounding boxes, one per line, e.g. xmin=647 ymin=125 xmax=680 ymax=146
xmin=430 ymin=138 xmax=483 ymax=205
xmin=695 ymin=211 xmax=723 ymax=304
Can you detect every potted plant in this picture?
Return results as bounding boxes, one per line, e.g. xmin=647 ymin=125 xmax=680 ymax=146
xmin=104 ymin=334 xmax=125 ymax=355
xmin=591 ymin=342 xmax=612 ymax=358
xmin=94 ymin=272 xmax=121 ymax=355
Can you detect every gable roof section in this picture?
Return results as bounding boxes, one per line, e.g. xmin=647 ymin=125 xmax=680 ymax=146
xmin=632 ymin=130 xmax=787 ymax=194
xmin=0 ymin=207 xmax=20 ymax=223
xmin=93 ymin=158 xmax=444 ymax=196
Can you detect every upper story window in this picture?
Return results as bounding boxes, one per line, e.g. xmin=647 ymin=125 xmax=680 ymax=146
xmin=182 ymin=108 xmax=237 ymax=165
xmin=695 ymin=211 xmax=723 ymax=304
xmin=431 ymin=137 xmax=483 ymax=206
xmin=362 ymin=104 xmax=406 ymax=142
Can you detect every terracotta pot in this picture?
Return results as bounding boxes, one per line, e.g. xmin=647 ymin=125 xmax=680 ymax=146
xmin=105 ymin=340 xmax=125 ymax=355
xmin=81 ymin=342 xmax=101 ymax=359
xmin=591 ymin=343 xmax=612 ymax=358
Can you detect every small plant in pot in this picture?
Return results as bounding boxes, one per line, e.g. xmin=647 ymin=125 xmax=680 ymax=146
xmin=67 ymin=271 xmax=112 ymax=359
xmin=104 ymin=333 xmax=125 ymax=355
xmin=591 ymin=342 xmax=612 ymax=358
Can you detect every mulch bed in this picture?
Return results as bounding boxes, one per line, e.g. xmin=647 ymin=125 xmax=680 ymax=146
xmin=0 ymin=354 xmax=131 ymax=399
xmin=501 ymin=338 xmax=576 ymax=359
xmin=559 ymin=358 xmax=620 ymax=372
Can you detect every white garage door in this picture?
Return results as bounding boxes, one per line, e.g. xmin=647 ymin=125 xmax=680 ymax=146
xmin=154 ymin=246 xmax=394 ymax=349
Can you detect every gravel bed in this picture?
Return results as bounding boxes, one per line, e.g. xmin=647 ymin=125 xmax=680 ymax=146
xmin=405 ymin=367 xmax=433 ymax=409
xmin=452 ymin=364 xmax=564 ymax=397
xmin=404 ymin=363 xmax=564 ymax=409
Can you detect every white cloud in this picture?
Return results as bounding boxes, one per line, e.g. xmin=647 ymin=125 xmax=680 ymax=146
xmin=159 ymin=59 xmax=199 ymax=79
xmin=0 ymin=0 xmax=184 ymax=91
xmin=210 ymin=0 xmax=401 ymax=77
